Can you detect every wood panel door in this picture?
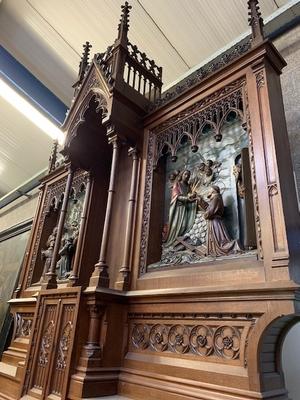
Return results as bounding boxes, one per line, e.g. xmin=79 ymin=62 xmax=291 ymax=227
xmin=21 ymin=289 xmax=80 ymax=400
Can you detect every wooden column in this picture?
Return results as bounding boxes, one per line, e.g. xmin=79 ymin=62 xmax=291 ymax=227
xmin=42 ymin=166 xmax=75 ymax=289
xmin=84 ymin=303 xmax=104 ymax=359
xmin=89 ymin=135 xmax=120 ymax=288
xmin=67 ymin=298 xmax=108 ymax=398
xmin=68 ymin=174 xmax=93 ymax=286
xmin=116 ymin=147 xmax=139 ymax=290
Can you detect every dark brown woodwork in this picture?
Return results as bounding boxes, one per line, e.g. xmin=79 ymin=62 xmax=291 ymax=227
xmin=42 ymin=166 xmax=75 ymax=289
xmin=248 ymin=0 xmax=264 ymax=47
xmin=89 ymin=135 xmax=120 ymax=289
xmin=68 ymin=173 xmax=92 ymax=286
xmin=0 ymin=2 xmax=299 ymax=400
xmin=116 ymin=147 xmax=139 ymax=290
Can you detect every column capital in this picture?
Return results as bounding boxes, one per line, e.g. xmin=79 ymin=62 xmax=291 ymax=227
xmin=128 ymin=146 xmax=139 ymax=158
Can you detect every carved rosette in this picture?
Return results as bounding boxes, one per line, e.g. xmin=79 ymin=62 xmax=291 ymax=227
xmin=149 ymin=324 xmax=168 ymax=352
xmin=130 ymin=317 xmax=250 ymax=363
xmin=168 ymin=324 xmax=190 ymax=354
xmin=214 ymin=326 xmax=240 ymax=359
xmin=190 ymin=325 xmax=213 ymax=356
xmin=132 ymin=323 xmax=150 ymax=349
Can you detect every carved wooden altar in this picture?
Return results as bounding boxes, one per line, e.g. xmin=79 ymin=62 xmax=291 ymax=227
xmin=0 ymin=1 xmax=299 ymax=400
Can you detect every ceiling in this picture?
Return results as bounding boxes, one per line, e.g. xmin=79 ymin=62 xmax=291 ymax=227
xmin=0 ymin=95 xmax=52 ymax=197
xmin=0 ymin=0 xmax=298 ymax=200
xmin=0 ymin=0 xmax=293 ymax=105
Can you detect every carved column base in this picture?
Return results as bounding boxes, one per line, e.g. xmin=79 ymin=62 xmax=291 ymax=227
xmin=69 ymin=367 xmax=119 ymax=399
xmin=79 ymin=343 xmax=102 ymax=368
xmin=67 ymin=274 xmax=79 ymax=287
xmin=40 ymin=272 xmax=57 ymax=290
xmin=89 ymin=262 xmax=110 ymax=288
xmin=115 ymin=269 xmax=130 ymax=291
xmin=68 ymin=345 xmax=118 ymax=398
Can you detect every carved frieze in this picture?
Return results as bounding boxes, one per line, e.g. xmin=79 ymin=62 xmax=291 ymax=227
xmin=129 ymin=313 xmax=257 ymax=366
xmin=149 ymin=39 xmax=251 ymax=112
xmin=131 ymin=322 xmax=242 ymax=360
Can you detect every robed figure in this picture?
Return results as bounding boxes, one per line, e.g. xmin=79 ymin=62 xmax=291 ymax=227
xmin=41 ymin=227 xmax=58 ymax=278
xmin=198 ymin=185 xmax=241 ymax=256
xmin=164 ymin=170 xmax=197 ymax=247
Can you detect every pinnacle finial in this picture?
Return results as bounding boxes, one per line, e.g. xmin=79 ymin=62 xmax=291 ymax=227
xmin=48 ymin=139 xmax=58 ymax=173
xmin=79 ymin=42 xmax=92 ymax=80
xmin=118 ymin=2 xmax=132 ymax=43
xmin=248 ymin=0 xmax=264 ymax=46
xmin=73 ymin=41 xmax=92 ymax=92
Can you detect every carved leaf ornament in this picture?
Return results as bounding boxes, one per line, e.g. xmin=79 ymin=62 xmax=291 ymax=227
xmin=38 ymin=321 xmax=55 ymax=366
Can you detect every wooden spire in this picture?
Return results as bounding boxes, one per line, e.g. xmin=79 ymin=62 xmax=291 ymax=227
xmin=117 ymin=1 xmax=132 ymax=46
xmin=248 ymin=0 xmax=264 ymax=47
xmin=48 ymin=139 xmax=58 ymax=173
xmin=73 ymin=41 xmax=92 ymax=91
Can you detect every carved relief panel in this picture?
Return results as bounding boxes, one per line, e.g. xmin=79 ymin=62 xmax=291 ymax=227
xmin=25 ymin=170 xmax=88 ymax=287
xmin=129 ymin=313 xmax=258 ymax=368
xmin=14 ymin=313 xmax=34 ymax=340
xmin=140 ymin=80 xmax=258 ymax=274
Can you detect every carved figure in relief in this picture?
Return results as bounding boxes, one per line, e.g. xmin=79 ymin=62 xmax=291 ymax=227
xmin=56 ymin=236 xmax=74 ymax=279
xmin=56 ymin=220 xmax=79 ymax=279
xmin=41 ymin=227 xmax=58 ymax=276
xmin=151 ymin=158 xmax=244 ymax=268
xmin=164 ymin=170 xmax=197 ymax=247
xmin=198 ymin=186 xmax=241 ymax=256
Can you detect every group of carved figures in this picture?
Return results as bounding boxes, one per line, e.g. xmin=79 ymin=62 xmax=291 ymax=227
xmin=161 ymin=159 xmax=242 ymax=264
xmin=41 ymin=222 xmax=79 ymax=280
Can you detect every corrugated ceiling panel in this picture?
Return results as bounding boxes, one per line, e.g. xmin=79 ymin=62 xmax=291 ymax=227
xmin=0 ymin=97 xmax=52 ymax=194
xmin=0 ymin=0 xmax=291 ymax=104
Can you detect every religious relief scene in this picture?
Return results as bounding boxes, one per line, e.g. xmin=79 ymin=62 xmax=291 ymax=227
xmin=35 ymin=177 xmax=86 ymax=284
xmin=149 ymin=111 xmax=257 ymax=269
xmin=55 ymin=187 xmax=84 ymax=279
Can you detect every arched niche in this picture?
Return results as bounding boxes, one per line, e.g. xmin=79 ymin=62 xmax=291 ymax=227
xmin=143 ymin=83 xmax=257 ymax=272
xmin=31 ymin=194 xmax=63 ymax=284
xmin=63 ymin=89 xmax=110 ymax=171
